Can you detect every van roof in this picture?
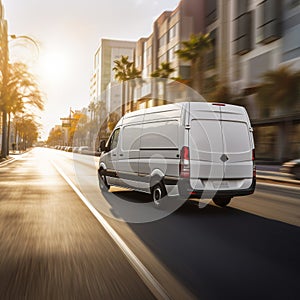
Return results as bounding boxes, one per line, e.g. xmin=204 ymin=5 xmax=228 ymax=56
xmin=116 ymin=102 xmax=247 ymax=127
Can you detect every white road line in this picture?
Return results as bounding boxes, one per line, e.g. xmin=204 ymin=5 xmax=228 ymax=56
xmin=51 ymin=160 xmax=170 ymax=300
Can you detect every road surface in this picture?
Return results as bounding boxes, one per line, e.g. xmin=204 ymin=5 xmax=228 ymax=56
xmin=0 ymin=148 xmax=299 ymax=299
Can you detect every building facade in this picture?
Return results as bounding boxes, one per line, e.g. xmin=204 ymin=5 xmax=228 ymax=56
xmin=90 ymin=38 xmax=136 ymax=115
xmin=91 ymin=0 xmax=300 ymax=161
xmin=228 ymin=0 xmax=300 ymax=161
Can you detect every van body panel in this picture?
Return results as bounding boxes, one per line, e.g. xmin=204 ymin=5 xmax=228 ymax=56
xmin=117 ymin=123 xmax=143 ymax=189
xmin=138 ymin=119 xmax=180 ymax=182
xmin=189 ymin=118 xmax=224 ymax=184
xmin=221 ymin=108 xmax=253 ymax=182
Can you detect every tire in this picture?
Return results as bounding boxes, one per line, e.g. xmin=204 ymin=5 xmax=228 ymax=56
xmin=213 ymin=197 xmax=231 ymax=207
xmin=151 ymin=182 xmax=167 ymax=209
xmin=98 ymin=169 xmax=110 ymax=192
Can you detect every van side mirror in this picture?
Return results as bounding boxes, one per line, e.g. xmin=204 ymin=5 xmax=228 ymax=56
xmin=100 ymin=140 xmax=107 ymax=152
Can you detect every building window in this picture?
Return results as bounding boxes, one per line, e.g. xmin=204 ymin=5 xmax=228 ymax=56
xmin=159 ymin=34 xmax=167 ymax=48
xmin=168 ymin=44 xmax=179 ymax=63
xmin=236 ymin=0 xmax=249 ymax=17
xmin=233 ymin=0 xmax=252 ymax=55
xmin=158 ymin=53 xmax=167 ymax=65
xmin=257 ymin=0 xmax=282 ymax=44
xmin=205 ymin=0 xmax=217 ymax=26
xmin=205 ymin=29 xmax=216 ymax=70
xmin=168 ymin=23 xmax=179 ymax=41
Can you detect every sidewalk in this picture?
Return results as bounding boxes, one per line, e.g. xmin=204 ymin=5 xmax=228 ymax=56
xmin=0 ymin=149 xmax=31 ymax=167
xmin=0 ymin=156 xmax=15 ymax=167
xmin=256 ymin=164 xmax=300 ymax=186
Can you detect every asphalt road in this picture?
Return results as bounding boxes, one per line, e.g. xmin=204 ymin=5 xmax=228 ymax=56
xmin=0 ymin=148 xmax=299 ymax=300
xmin=0 ymin=149 xmax=154 ymax=300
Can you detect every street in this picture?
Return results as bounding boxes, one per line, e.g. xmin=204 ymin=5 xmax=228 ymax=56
xmin=0 ymin=148 xmax=299 ymax=299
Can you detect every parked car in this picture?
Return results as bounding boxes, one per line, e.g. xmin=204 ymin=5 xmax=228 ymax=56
xmin=98 ymin=102 xmax=256 ymax=208
xmin=281 ymin=159 xmax=300 ymax=180
xmin=72 ymin=147 xmax=79 ymax=153
xmin=78 ymin=146 xmax=89 ymax=154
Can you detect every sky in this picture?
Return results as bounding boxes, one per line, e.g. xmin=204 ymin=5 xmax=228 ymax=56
xmin=3 ymin=0 xmax=180 ymax=139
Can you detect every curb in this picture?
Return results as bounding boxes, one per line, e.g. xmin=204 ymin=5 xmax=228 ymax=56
xmin=256 ymin=172 xmax=300 ymax=186
xmin=0 ymin=157 xmax=15 ymax=167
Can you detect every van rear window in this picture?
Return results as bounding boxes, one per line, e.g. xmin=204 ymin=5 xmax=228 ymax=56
xmin=190 ymin=120 xmax=223 ymax=153
xmin=222 ymin=121 xmax=250 ymax=153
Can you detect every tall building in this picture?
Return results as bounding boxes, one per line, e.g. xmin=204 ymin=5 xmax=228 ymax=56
xmin=90 ymin=38 xmax=136 ymax=115
xmin=228 ymin=0 xmax=299 ymax=105
xmin=228 ymin=0 xmax=300 ymax=161
xmin=134 ymin=0 xmax=207 ymax=109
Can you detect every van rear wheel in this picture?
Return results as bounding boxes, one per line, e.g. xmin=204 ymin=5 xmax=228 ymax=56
xmin=213 ymin=197 xmax=231 ymax=207
xmin=151 ymin=182 xmax=167 ymax=209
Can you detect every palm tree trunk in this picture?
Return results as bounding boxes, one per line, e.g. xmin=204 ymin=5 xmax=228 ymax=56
xmin=6 ymin=112 xmax=11 ymax=155
xmin=1 ymin=111 xmax=8 ymax=159
xmin=129 ymin=82 xmax=135 ymax=112
xmin=121 ymin=81 xmax=125 ymax=115
xmin=193 ymin=58 xmax=203 ymax=95
xmin=163 ymin=81 xmax=167 ymax=105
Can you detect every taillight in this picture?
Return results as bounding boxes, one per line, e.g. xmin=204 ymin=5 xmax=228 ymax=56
xmin=252 ymin=149 xmax=256 ymax=177
xmin=180 ymin=146 xmax=190 ymax=178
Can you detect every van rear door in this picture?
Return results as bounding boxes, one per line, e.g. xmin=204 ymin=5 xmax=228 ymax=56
xmin=189 ymin=104 xmax=224 ymax=190
xmin=220 ymin=105 xmax=253 ymax=181
xmin=189 ymin=103 xmax=253 ymax=191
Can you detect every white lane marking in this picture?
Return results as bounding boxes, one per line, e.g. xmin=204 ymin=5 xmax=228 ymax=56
xmin=51 ymin=160 xmax=170 ymax=300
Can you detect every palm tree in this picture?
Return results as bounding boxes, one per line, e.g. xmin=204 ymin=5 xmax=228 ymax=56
xmin=257 ymin=65 xmax=300 ymax=117
xmin=113 ymin=55 xmax=141 ymax=113
xmin=1 ymin=62 xmax=44 ymax=157
xmin=151 ymin=62 xmax=175 ymax=104
xmin=8 ymin=62 xmax=43 ymax=153
xmin=151 ymin=62 xmax=175 ymax=79
xmin=175 ymin=33 xmax=212 ymax=94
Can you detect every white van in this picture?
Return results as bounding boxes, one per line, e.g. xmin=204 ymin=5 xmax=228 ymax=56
xmin=98 ymin=102 xmax=256 ymax=207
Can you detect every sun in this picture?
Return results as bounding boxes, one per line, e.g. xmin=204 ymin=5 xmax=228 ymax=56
xmin=38 ymin=51 xmax=69 ymax=83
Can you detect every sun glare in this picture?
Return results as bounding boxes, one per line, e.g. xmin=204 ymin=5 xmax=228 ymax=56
xmin=38 ymin=51 xmax=69 ymax=83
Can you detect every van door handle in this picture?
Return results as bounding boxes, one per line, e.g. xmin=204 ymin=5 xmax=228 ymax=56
xmin=119 ymin=154 xmax=124 ymax=157
xmin=112 ymin=154 xmax=116 ymax=157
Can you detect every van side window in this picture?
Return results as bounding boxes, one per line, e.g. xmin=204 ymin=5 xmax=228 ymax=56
xmin=108 ymin=128 xmax=120 ymax=151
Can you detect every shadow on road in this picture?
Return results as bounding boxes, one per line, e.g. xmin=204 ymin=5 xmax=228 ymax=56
xmin=110 ymin=190 xmax=300 ymax=300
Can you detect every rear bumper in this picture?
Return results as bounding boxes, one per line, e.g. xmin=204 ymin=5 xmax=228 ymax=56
xmin=178 ymin=177 xmax=256 ymax=198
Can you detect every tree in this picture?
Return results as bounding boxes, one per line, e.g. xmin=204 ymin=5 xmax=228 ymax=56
xmin=113 ymin=55 xmax=141 ymax=113
xmin=209 ymin=83 xmax=233 ymax=103
xmin=0 ymin=62 xmax=44 ymax=157
xmin=256 ymin=65 xmax=300 ymax=117
xmin=47 ymin=127 xmax=63 ymax=146
xmin=151 ymin=62 xmax=175 ymax=79
xmin=175 ymin=33 xmax=211 ymax=94
xmin=13 ymin=114 xmax=39 ymax=150
xmin=151 ymin=62 xmax=175 ymax=104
